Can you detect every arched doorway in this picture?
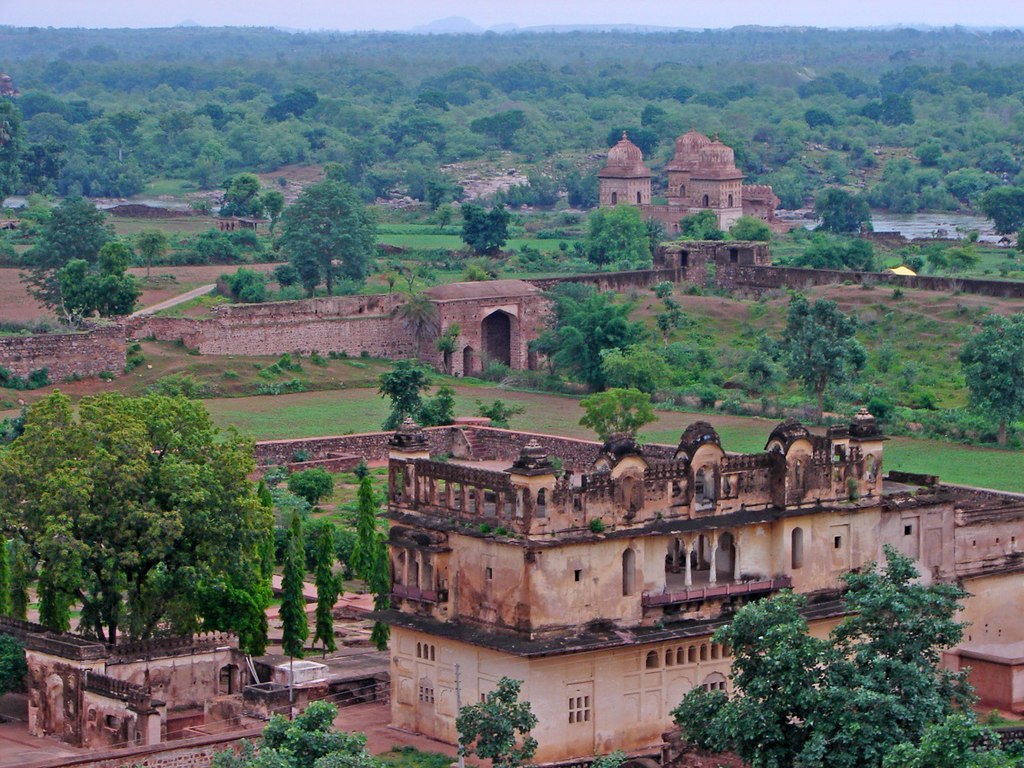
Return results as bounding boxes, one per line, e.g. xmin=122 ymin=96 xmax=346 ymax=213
xmin=482 ymin=311 xmax=512 ymax=367
xmin=716 ymin=532 xmax=736 ymax=582
xmin=462 ymin=346 xmax=477 ymax=376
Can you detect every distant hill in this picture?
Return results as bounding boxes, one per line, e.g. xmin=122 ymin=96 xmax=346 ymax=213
xmin=410 ymin=17 xmax=484 ymax=34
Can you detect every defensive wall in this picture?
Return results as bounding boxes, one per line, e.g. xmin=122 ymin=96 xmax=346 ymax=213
xmin=253 ymin=425 xmax=677 ymax=472
xmin=127 ymin=295 xmax=411 ymax=358
xmin=715 ymin=263 xmax=1024 ymax=299
xmin=10 ymin=242 xmax=1024 ymax=384
xmin=0 ymin=324 xmax=125 ymax=381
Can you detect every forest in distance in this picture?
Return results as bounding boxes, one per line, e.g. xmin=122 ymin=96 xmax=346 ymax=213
xmin=0 ymin=24 xmax=1023 ymax=214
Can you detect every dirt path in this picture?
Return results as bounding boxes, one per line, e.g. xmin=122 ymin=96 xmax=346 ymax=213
xmin=130 ymin=283 xmax=214 ymax=316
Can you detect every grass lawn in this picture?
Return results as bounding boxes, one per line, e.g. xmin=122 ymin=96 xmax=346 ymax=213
xmin=204 ymin=384 xmax=1024 ymax=493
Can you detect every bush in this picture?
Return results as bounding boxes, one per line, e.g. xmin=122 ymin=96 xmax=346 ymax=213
xmin=287 ymin=468 xmax=334 ymax=506
xmin=0 ymin=367 xmax=50 ymax=390
xmin=224 ymin=268 xmax=268 ymax=303
xmin=589 ymin=518 xmax=606 ymax=533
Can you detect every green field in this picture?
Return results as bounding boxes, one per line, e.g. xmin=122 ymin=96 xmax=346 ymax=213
xmin=204 ymin=385 xmax=1024 ymax=493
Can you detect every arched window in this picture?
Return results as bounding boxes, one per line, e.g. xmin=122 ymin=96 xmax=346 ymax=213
xmin=636 ymin=191 xmax=642 ymax=205
xmin=680 ymin=185 xmax=686 ymax=198
xmin=536 ymin=488 xmax=548 ymax=518
xmin=792 ymin=527 xmax=804 ymax=569
xmin=703 ymin=194 xmax=710 ymax=207
xmin=611 ymin=191 xmax=618 ymax=205
xmin=645 ymin=651 xmax=659 ymax=669
xmin=622 ymin=548 xmax=636 ymax=596
xmin=694 ymin=469 xmax=705 ymax=499
xmin=665 ymin=649 xmax=675 ymax=666
xmin=688 ymin=646 xmax=696 ymax=664
xmin=728 ymin=193 xmax=734 ymax=207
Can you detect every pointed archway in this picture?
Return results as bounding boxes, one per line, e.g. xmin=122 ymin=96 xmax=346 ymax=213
xmin=482 ymin=311 xmax=512 ymax=367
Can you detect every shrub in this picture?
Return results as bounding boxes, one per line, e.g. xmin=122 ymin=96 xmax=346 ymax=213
xmin=0 ymin=367 xmax=50 ymax=391
xmin=589 ymin=518 xmax=606 ymax=534
xmin=288 ymin=468 xmax=334 ymax=506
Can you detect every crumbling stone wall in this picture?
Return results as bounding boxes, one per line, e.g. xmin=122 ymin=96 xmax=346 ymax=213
xmin=715 ymin=263 xmax=1024 ymax=299
xmin=0 ymin=324 xmax=126 ymax=381
xmin=129 ymin=295 xmax=412 ymax=358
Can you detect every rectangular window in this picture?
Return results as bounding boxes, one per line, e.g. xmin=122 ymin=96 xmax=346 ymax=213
xmin=574 ymin=569 xmax=582 ymax=582
xmin=568 ymin=695 xmax=591 ymax=724
xmin=904 ymin=524 xmax=913 ymax=536
xmin=485 ymin=567 xmax=493 ymax=580
xmin=418 ymin=685 xmax=435 ymax=704
xmin=834 ymin=536 xmax=842 ymax=549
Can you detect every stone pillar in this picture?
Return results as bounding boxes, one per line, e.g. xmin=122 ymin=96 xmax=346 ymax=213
xmin=671 ymin=539 xmax=680 ymax=572
xmin=709 ymin=532 xmax=718 ymax=585
xmin=733 ymin=533 xmax=742 ymax=582
xmin=684 ymin=538 xmax=693 ymax=587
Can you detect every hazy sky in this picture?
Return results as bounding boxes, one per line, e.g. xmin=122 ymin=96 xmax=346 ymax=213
xmin=1 ymin=0 xmax=1024 ymax=31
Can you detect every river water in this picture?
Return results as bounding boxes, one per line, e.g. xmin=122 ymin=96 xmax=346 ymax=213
xmin=869 ymin=211 xmax=1000 ymax=242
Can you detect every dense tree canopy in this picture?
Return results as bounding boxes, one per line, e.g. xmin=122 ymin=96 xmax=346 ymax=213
xmin=461 ymin=203 xmax=510 ymax=255
xmin=584 ymin=205 xmax=652 ymax=268
xmin=579 ymin=388 xmax=656 ymax=441
xmin=673 ymin=547 xmax=971 ymax=768
xmin=959 ymin=313 xmax=1024 ymax=446
xmin=782 ymin=295 xmax=866 ymax=420
xmin=0 ymin=392 xmax=273 ymax=648
xmin=457 ymin=677 xmax=538 ymax=768
xmin=279 ymin=174 xmax=377 ymax=295
xmin=815 ymin=188 xmax=872 ymax=233
xmin=532 ymin=285 xmax=648 ymax=391
xmin=21 ymin=197 xmax=114 ymax=315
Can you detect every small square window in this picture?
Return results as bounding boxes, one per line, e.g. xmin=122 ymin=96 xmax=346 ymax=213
xmin=833 ymin=536 xmax=842 ymax=549
xmin=904 ymin=525 xmax=913 ymax=536
xmin=574 ymin=569 xmax=582 ymax=582
xmin=485 ymin=567 xmax=493 ymax=580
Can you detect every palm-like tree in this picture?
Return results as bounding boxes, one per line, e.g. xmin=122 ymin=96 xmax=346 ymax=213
xmin=395 ymin=292 xmax=441 ymax=354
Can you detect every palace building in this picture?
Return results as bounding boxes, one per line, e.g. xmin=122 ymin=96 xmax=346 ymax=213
xmin=378 ymin=415 xmax=1024 ymax=762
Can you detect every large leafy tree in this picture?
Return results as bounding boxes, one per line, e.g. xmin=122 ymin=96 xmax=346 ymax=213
xmin=57 ymin=241 xmax=140 ymax=327
xmin=579 ymin=387 xmax=656 ymax=441
xmin=135 ymin=229 xmax=169 ymax=280
xmin=378 ymin=361 xmax=432 ymax=430
xmin=460 ymin=203 xmax=510 ymax=255
xmin=220 ymin=173 xmax=266 ymax=218
xmin=279 ymin=174 xmax=377 ymax=295
xmin=979 ymin=186 xmax=1024 ymax=235
xmin=584 ymin=205 xmax=652 ymax=268
xmin=21 ymin=197 xmax=114 ymax=315
xmin=959 ymin=313 xmax=1024 ymax=446
xmin=532 ymin=285 xmax=648 ymax=391
xmin=814 ymin=188 xmax=872 ymax=233
xmin=673 ymin=547 xmax=971 ymax=768
xmin=212 ymin=701 xmax=377 ymax=768
xmin=782 ymin=294 xmax=866 ymax=420
xmin=0 ymin=392 xmax=273 ymax=647
xmin=457 ymin=677 xmax=538 ymax=768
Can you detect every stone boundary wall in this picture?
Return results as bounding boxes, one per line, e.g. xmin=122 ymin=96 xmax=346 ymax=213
xmin=525 ymin=267 xmax=681 ymax=294
xmin=253 ymin=426 xmax=678 ymax=471
xmin=717 ymin=264 xmax=1024 ymax=299
xmin=22 ymin=727 xmax=261 ymax=768
xmin=129 ymin=306 xmax=414 ymax=359
xmin=0 ymin=324 xmax=126 ymax=381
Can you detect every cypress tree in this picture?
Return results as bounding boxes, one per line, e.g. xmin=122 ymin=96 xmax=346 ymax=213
xmin=349 ymin=462 xmax=392 ymax=651
xmin=313 ymin=525 xmax=339 ymax=655
xmin=281 ymin=510 xmax=309 ymax=662
xmin=0 ymin=539 xmax=10 ymax=616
